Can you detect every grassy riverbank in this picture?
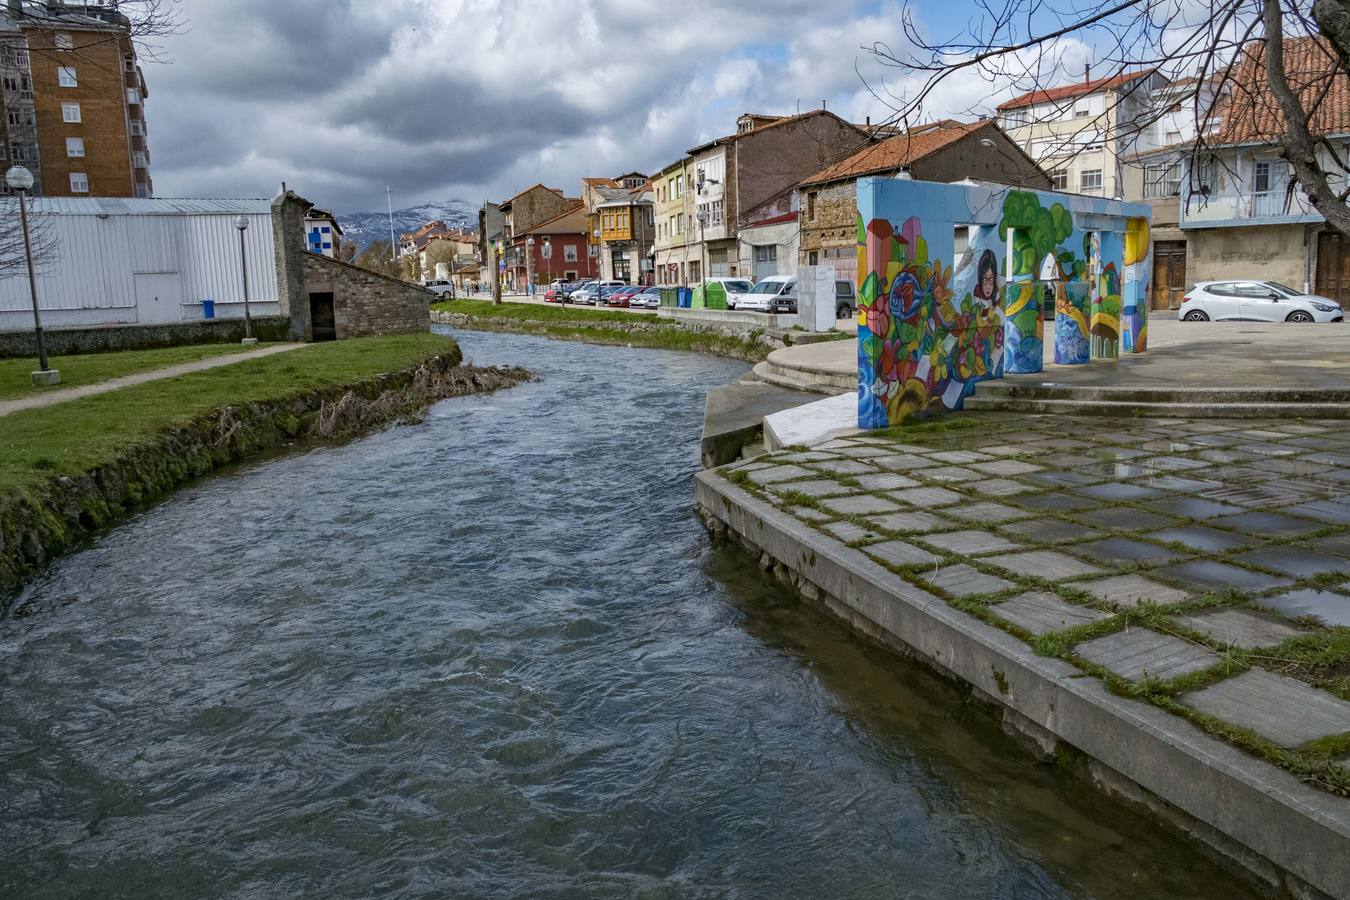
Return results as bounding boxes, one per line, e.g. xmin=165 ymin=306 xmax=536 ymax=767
xmin=432 ymin=300 xmax=782 ymax=361
xmin=0 ymin=342 xmax=281 ymax=401
xmin=1 ymin=332 xmax=534 ymax=599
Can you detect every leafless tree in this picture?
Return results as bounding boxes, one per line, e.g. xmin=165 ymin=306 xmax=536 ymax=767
xmin=353 ymin=240 xmax=403 ymax=279
xmin=337 ymin=238 xmax=359 ymax=264
xmin=864 ymin=0 xmax=1350 ymax=236
xmin=0 ymin=197 xmax=60 ymax=282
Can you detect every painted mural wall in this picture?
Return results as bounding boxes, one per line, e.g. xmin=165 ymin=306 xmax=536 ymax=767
xmin=856 ymin=177 xmax=1151 ymax=429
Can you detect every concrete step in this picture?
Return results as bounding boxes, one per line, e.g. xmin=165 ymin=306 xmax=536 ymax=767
xmin=751 ymin=361 xmax=837 ymax=395
xmin=975 ymin=381 xmax=1350 ymax=404
xmin=962 ymin=395 xmax=1350 ymax=418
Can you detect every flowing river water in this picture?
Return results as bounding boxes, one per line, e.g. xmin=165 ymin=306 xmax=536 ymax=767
xmin=0 ymin=328 xmax=1260 ymax=898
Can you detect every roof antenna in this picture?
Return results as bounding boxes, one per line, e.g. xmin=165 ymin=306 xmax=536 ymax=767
xmin=1085 ymin=64 xmax=1090 ymax=83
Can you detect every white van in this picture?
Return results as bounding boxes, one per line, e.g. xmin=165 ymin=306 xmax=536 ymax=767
xmin=740 ymin=275 xmax=795 ymax=312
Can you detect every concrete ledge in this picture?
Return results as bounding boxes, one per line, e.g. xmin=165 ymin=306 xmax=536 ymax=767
xmin=695 ymin=469 xmax=1350 ymax=899
xmin=701 ymin=380 xmax=818 ymax=468
xmin=963 ymin=396 xmax=1350 ymax=418
xmin=659 ymin=307 xmax=798 ymax=329
xmin=762 ymin=392 xmax=860 ymax=450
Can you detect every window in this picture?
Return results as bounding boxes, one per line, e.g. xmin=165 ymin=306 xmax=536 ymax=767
xmin=1074 ymin=107 xmax=1090 ymax=118
xmin=69 ymin=172 xmax=89 ymax=193
xmin=126 ymin=88 xmax=140 ymax=105
xmin=124 ymin=55 xmax=135 ymax=73
xmin=1080 ymin=169 xmax=1103 ymax=192
xmin=807 ymin=191 xmax=816 ymax=220
xmin=65 ymin=136 xmax=84 ymax=157
xmin=1254 ymin=160 xmax=1277 ymax=192
xmin=753 ymin=245 xmax=777 ymax=264
xmin=564 ymin=243 xmax=578 ymax=262
xmin=62 ymin=102 xmax=81 ymax=123
xmin=134 ymin=151 xmax=148 ymax=168
xmin=55 ymin=32 xmax=73 ymax=51
xmin=7 ymin=108 xmax=34 ymax=127
xmin=1049 ymin=168 xmax=1069 ymax=190
xmin=1143 ymin=162 xmax=1181 ymax=198
xmin=129 ymin=119 xmax=142 ymax=136
xmin=675 ymin=174 xmax=683 ymax=198
xmin=58 ymin=66 xmax=77 ymax=87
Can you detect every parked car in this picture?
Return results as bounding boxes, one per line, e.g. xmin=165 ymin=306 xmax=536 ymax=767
xmin=423 ymin=279 xmax=456 ymax=299
xmin=567 ymin=280 xmax=598 ymax=302
xmin=1178 ymin=281 xmax=1344 ymax=322
xmin=608 ymin=285 xmax=643 ymax=307
xmin=740 ymin=275 xmax=795 ymax=312
xmin=632 ymin=286 xmax=663 ymax=309
xmin=574 ymin=280 xmax=628 ymax=305
xmin=708 ymin=277 xmax=753 ymax=309
xmin=544 ymin=279 xmax=573 ymax=302
xmin=834 ymin=280 xmax=857 ymax=319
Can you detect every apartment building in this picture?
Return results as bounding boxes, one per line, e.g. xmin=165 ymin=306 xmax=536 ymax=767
xmin=1 ymin=0 xmax=152 ymax=198
xmin=581 ymin=174 xmax=654 ymax=284
xmin=997 ymin=70 xmax=1163 ymax=200
xmin=652 ymin=157 xmax=694 ymax=284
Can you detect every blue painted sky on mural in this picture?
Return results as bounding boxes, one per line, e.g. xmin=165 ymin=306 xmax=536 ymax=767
xmin=144 ymin=0 xmax=1099 ymax=211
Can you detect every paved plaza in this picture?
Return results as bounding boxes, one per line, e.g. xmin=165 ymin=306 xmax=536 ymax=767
xmin=723 ymin=411 xmax=1350 ymax=791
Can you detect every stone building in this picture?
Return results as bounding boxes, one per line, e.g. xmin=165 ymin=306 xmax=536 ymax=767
xmin=1 ymin=0 xmax=153 ymax=198
xmin=798 ymin=120 xmax=1050 ymax=279
xmin=273 ymin=190 xmax=430 ymax=342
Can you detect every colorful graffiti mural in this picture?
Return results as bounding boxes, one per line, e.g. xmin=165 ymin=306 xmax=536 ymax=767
xmin=856 ymin=178 xmax=1151 ymax=428
xmin=1123 ymin=218 xmax=1151 ymax=353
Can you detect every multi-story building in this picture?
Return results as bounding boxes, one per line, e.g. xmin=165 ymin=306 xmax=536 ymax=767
xmin=997 ymin=69 xmax=1164 ymax=200
xmin=1 ymin=0 xmax=152 ymax=198
xmin=798 ymin=119 xmax=1049 ymax=279
xmin=499 ymin=183 xmax=577 ymax=289
xmin=652 ymin=159 xmax=694 ymax=284
xmin=680 ymin=110 xmax=870 ymax=281
xmin=581 ymin=175 xmax=654 ymax=284
xmin=510 ymin=203 xmax=598 ymax=286
xmin=305 ymin=208 xmax=343 ymax=258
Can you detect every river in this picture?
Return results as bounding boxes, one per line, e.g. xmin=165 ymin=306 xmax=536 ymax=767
xmin=0 ymin=328 xmax=1257 ymax=898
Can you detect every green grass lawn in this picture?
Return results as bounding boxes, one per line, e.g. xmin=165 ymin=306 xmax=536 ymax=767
xmin=0 ymin=332 xmax=457 ymax=496
xmin=434 ymin=298 xmax=652 ymax=325
xmin=0 ymin=343 xmax=281 ymax=402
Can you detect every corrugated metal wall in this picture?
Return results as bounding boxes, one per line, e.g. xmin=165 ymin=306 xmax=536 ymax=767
xmin=0 ymin=211 xmax=279 ymax=323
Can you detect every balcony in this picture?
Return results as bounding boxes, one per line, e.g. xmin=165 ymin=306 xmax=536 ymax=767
xmin=1180 ymin=186 xmax=1332 ymax=229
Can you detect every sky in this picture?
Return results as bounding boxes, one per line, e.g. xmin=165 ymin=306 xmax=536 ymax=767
xmin=143 ymin=0 xmax=1098 ymax=213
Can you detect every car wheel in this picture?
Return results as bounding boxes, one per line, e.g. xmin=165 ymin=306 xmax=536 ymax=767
xmin=837 ymin=303 xmax=854 ymax=319
xmin=1286 ymin=310 xmax=1315 ymax=323
xmin=1183 ymin=310 xmax=1209 ymax=322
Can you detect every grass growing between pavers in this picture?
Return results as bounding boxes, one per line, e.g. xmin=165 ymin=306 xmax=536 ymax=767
xmin=0 ymin=343 xmax=279 ymax=402
xmin=712 ymin=412 xmax=1350 ymax=794
xmin=0 ymin=333 xmax=458 ymax=497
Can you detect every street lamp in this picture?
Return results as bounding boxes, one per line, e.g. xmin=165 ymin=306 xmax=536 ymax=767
xmin=5 ymin=165 xmax=59 ymax=386
xmin=525 ymin=235 xmax=535 ymax=297
xmin=234 ymin=215 xmax=256 ymax=344
xmin=696 ymin=207 xmax=709 ymax=301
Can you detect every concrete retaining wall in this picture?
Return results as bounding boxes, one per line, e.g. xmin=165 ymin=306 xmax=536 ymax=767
xmin=695 ymin=469 xmax=1350 ymax=899
xmin=0 ymin=316 xmax=292 ymax=358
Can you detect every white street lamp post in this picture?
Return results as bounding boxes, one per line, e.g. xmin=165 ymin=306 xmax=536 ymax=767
xmin=696 ymin=207 xmax=709 ymax=302
xmin=234 ymin=215 xmax=256 ymax=344
xmin=525 ymin=235 xmax=535 ymax=297
xmin=5 ymin=166 xmax=59 ymax=386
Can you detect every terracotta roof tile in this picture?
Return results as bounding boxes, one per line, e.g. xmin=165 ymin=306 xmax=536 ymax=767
xmin=1210 ymin=36 xmax=1349 ymax=145
xmin=997 ymin=70 xmax=1153 ymax=111
xmin=799 ymin=119 xmax=990 ymax=187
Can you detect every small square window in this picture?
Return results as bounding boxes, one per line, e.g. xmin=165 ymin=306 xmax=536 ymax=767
xmin=126 ymin=88 xmax=140 ymax=105
xmin=129 ymin=120 xmax=142 ymax=136
xmin=55 ymin=33 xmax=73 ymax=51
xmin=70 ymin=172 xmax=89 ymax=193
xmin=62 ymin=102 xmax=80 ymax=123
xmin=65 ymin=136 xmax=84 ymax=157
xmin=58 ymin=66 xmax=77 ymax=87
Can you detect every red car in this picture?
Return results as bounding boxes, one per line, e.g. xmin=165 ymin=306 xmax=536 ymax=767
xmin=607 ymin=285 xmax=642 ymax=307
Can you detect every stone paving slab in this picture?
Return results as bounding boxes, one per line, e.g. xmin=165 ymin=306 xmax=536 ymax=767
xmin=822 ymin=521 xmax=884 ymax=544
xmin=811 ymin=459 xmax=879 ymax=477
xmin=944 ymin=501 xmax=1032 ymax=524
xmin=855 ymin=473 xmax=921 ymax=492
xmin=969 ymin=478 xmax=1038 ymax=497
xmin=821 ymin=495 xmax=902 ymax=516
xmin=867 ymin=510 xmax=951 ymax=533
xmin=1072 ymin=537 xmax=1185 ymax=566
xmin=971 ymin=459 xmax=1043 ymax=476
xmin=1212 ymin=511 xmax=1323 ymax=537
xmin=991 ymin=591 xmax=1111 ymax=635
xmin=769 ymin=479 xmax=857 ymax=498
xmin=1010 ymin=492 xmax=1096 ymax=513
xmin=1147 ymin=497 xmax=1247 ymax=520
xmin=866 ymin=540 xmax=944 ymax=569
xmin=923 ymin=564 xmax=1014 ymax=598
xmin=872 ymin=455 xmax=939 ymax=472
xmin=889 ymin=487 xmax=964 ymax=507
xmin=1255 ymin=588 xmax=1350 ymax=628
xmin=1286 ymin=499 xmax=1350 ymax=525
xmin=1075 ymin=628 xmax=1221 ymax=682
xmin=983 ymin=550 xmax=1104 ymax=580
xmin=1073 ymin=508 xmax=1181 ymax=532
xmin=1181 ymin=669 xmax=1350 ymax=747
xmin=924 ymin=466 xmax=982 ymax=483
xmin=1066 ymin=574 xmax=1191 ymax=608
xmin=747 ymin=465 xmax=814 ymax=485
xmin=920 ymin=530 xmax=1021 ymax=556
xmin=1233 ymin=547 xmax=1350 ymax=579
xmin=1175 ymin=608 xmax=1302 ymax=649
xmin=1155 ymin=560 xmax=1290 ymax=595
xmin=1146 ymin=526 xmax=1255 ymax=554
xmin=1075 ymin=482 xmax=1165 ymax=502
xmin=999 ymin=518 xmax=1102 ymax=545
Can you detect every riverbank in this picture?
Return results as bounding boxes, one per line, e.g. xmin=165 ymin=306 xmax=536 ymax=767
xmin=0 ymin=333 xmax=530 ymax=601
xmin=696 ymin=413 xmax=1350 ymax=898
xmin=432 ymin=300 xmax=789 ymax=361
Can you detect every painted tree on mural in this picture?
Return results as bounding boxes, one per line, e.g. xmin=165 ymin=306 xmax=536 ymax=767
xmin=997 ymin=191 xmax=1074 ymax=278
xmin=867 ymin=0 xmax=1350 ymax=237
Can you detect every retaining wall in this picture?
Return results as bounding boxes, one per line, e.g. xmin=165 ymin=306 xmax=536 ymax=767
xmin=0 ymin=316 xmax=292 ymax=358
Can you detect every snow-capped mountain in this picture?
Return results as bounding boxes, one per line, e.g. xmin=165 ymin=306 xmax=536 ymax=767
xmin=338 ymin=200 xmax=479 ymax=252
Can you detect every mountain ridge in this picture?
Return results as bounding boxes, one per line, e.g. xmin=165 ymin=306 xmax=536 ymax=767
xmin=337 ymin=200 xmax=479 ymax=253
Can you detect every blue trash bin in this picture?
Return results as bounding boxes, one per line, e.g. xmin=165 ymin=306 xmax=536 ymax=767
xmin=677 ymin=287 xmax=692 ymax=308
xmin=202 ymin=299 xmax=215 ymax=319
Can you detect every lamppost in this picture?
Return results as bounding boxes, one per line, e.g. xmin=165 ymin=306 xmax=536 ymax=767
xmin=234 ymin=215 xmax=256 ymax=344
xmin=696 ymin=207 xmax=709 ymax=301
xmin=525 ymin=235 xmax=535 ymax=297
xmin=5 ymin=166 xmax=59 ymax=386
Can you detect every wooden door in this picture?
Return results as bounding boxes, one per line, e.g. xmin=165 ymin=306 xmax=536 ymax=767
xmin=1316 ymin=231 xmax=1350 ymax=304
xmin=1150 ymin=242 xmax=1187 ymax=309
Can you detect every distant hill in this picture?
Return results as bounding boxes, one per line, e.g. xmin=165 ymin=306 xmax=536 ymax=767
xmin=338 ymin=200 xmax=479 ymax=252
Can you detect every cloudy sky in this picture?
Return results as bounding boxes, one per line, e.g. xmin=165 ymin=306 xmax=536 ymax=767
xmin=145 ymin=0 xmax=1096 ymax=213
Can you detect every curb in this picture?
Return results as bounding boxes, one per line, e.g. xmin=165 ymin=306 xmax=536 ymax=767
xmin=695 ymin=468 xmax=1350 ymax=899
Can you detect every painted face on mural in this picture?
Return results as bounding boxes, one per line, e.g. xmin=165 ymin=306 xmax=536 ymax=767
xmin=973 ymin=249 xmax=999 ymax=307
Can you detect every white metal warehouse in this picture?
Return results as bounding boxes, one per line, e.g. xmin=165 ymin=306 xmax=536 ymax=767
xmin=0 ymin=197 xmax=279 ymax=331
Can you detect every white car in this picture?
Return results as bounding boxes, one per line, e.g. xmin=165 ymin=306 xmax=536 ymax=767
xmin=1178 ymin=281 xmax=1344 ymax=323
xmin=740 ymin=275 xmax=795 ymax=312
xmin=423 ymin=279 xmax=456 ymax=299
xmin=632 ymin=286 xmax=663 ymax=309
xmin=708 ymin=277 xmax=753 ymax=309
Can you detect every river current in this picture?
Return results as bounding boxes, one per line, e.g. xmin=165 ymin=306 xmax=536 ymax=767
xmin=0 ymin=328 xmax=1256 ymax=898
